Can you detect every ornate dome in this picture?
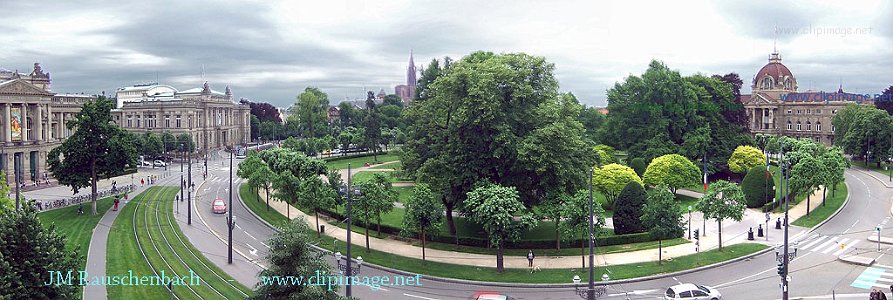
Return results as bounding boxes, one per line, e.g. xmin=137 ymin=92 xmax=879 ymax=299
xmin=752 ymin=52 xmax=797 ymax=92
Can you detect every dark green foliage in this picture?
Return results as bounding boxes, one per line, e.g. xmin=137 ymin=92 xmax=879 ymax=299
xmin=0 ymin=206 xmax=80 ymax=299
xmin=251 ymin=220 xmax=346 ymax=300
xmin=741 ymin=165 xmax=775 ymax=208
xmin=630 ymin=158 xmax=647 ymax=177
xmin=613 ymin=181 xmax=647 ymax=235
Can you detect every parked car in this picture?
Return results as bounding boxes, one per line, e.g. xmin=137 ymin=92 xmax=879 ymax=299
xmin=664 ymin=283 xmax=721 ymax=300
xmin=153 ymin=160 xmax=166 ymax=167
xmin=472 ymin=291 xmax=516 ymax=300
xmin=212 ymin=198 xmax=227 ymax=214
xmin=141 ymin=161 xmax=152 ymax=167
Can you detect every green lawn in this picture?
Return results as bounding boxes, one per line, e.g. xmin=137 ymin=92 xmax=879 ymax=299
xmin=241 ymin=186 xmax=290 ymax=229
xmin=326 ymin=152 xmax=400 ymax=170
xmin=421 ymin=238 xmax=689 ymax=257
xmin=371 ymin=160 xmax=402 ymax=170
xmin=792 ymin=182 xmax=848 ymax=227
xmin=394 ymin=186 xmax=414 ymax=203
xmin=38 ymin=195 xmax=116 ymax=270
xmin=240 ymin=185 xmax=766 ymax=283
xmin=350 ymin=171 xmax=399 ymax=184
xmin=107 ymin=187 xmax=251 ymax=299
xmin=676 ymin=194 xmax=701 ymax=214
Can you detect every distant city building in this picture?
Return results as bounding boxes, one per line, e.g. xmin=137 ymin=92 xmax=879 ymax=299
xmin=112 ymin=81 xmax=251 ymax=151
xmin=741 ymin=51 xmax=873 ymax=146
xmin=0 ymin=63 xmax=95 ymax=184
xmin=394 ymin=50 xmax=418 ymax=104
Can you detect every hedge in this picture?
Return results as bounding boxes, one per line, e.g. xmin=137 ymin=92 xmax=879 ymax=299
xmin=318 ymin=208 xmax=670 ymax=249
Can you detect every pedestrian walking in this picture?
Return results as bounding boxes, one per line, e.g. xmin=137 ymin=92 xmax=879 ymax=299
xmin=140 ymin=178 xmax=144 ymax=186
xmin=527 ymin=250 xmax=535 ymax=267
xmin=113 ymin=197 xmax=120 ymax=211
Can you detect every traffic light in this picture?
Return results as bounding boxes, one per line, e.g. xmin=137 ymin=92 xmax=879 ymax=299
xmin=777 ymin=261 xmax=785 ymax=276
xmin=693 ymin=229 xmax=699 ymax=240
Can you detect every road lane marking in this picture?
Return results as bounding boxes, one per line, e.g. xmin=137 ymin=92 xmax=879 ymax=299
xmin=823 ymin=238 xmax=850 ymax=254
xmin=245 ymin=231 xmax=257 ymax=240
xmin=812 ymin=237 xmax=838 ymax=253
xmin=715 ymin=252 xmax=811 ymax=288
xmin=402 ymin=293 xmax=439 ymax=300
xmin=247 ymin=244 xmax=258 ymax=256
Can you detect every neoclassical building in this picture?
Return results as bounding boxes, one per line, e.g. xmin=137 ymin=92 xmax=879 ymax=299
xmin=112 ymin=82 xmax=251 ymax=152
xmin=0 ymin=63 xmax=94 ymax=183
xmin=741 ymin=51 xmax=872 ymax=146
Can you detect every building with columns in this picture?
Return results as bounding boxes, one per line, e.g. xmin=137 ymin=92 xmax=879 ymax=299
xmin=741 ymin=51 xmax=873 ymax=146
xmin=112 ymin=82 xmax=251 ymax=153
xmin=0 ymin=63 xmax=95 ymax=184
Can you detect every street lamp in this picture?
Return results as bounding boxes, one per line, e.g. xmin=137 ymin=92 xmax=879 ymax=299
xmin=572 ymin=273 xmax=609 ymax=299
xmin=333 ymin=251 xmax=363 ymax=276
xmin=687 ymin=206 xmax=692 ymax=239
xmin=336 ymin=164 xmax=363 ymax=298
xmin=774 ymin=242 xmax=799 ymax=264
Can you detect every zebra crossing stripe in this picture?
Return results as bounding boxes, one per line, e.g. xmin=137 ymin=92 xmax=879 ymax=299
xmin=822 ymin=238 xmax=849 ymax=254
xmin=812 ymin=237 xmax=838 ymax=252
xmin=852 ymin=267 xmax=888 ymax=289
xmin=833 ymin=239 xmax=861 ymax=256
xmin=800 ymin=236 xmax=828 ymax=250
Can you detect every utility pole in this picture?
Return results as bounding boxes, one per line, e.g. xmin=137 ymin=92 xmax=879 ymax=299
xmin=188 ymin=120 xmax=192 ymax=225
xmin=587 ymin=170 xmax=595 ymax=300
xmin=781 ymin=139 xmax=790 ymax=300
xmin=228 ymin=147 xmax=233 ymax=264
xmin=180 ymin=145 xmax=184 ymax=214
xmin=346 ymin=163 xmax=354 ymax=297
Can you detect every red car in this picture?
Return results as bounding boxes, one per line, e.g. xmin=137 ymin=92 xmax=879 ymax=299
xmin=212 ymin=198 xmax=227 ymax=214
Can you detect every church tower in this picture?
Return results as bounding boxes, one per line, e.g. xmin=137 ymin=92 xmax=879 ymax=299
xmin=406 ymin=50 xmax=417 ymax=100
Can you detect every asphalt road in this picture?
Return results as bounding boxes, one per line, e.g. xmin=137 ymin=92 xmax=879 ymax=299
xmin=194 ymin=153 xmax=892 ymax=300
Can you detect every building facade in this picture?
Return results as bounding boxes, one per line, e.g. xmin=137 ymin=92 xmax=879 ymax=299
xmin=112 ymin=82 xmax=251 ymax=152
xmin=741 ymin=51 xmax=872 ymax=146
xmin=0 ymin=63 xmax=94 ymax=184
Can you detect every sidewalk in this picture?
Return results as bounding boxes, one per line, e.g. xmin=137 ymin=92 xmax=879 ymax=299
xmin=23 ymin=166 xmax=171 ymax=208
xmin=76 ymin=167 xmax=178 ymax=300
xmin=256 ymin=181 xmax=822 ymax=269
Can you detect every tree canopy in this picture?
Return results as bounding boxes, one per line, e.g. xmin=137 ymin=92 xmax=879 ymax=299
xmin=642 ymin=154 xmax=700 ymax=195
xmin=728 ymin=145 xmax=765 ymax=174
xmin=641 ymin=185 xmax=685 ymax=263
xmin=465 ymin=183 xmax=537 ymax=273
xmin=400 ymin=183 xmax=444 ymax=261
xmin=592 ymin=163 xmax=643 ymax=208
xmin=613 ymin=181 xmax=647 ymax=235
xmin=697 ymin=180 xmax=746 ymax=250
xmin=292 ymin=87 xmax=330 ymax=139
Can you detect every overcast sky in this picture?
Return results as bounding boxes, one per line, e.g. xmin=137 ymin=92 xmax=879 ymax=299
xmin=1 ymin=0 xmax=890 ymax=108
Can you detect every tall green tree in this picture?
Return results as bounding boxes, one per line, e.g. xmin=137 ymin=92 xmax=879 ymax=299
xmin=251 ymin=219 xmax=346 ymax=300
xmin=613 ymin=181 xmax=647 ymax=235
xmin=161 ymin=130 xmax=176 ymax=155
xmin=697 ymin=180 xmax=746 ymax=250
xmin=0 ymin=172 xmax=12 ymax=212
xmin=293 ymin=87 xmax=330 ymax=139
xmin=559 ymin=189 xmax=605 ymax=269
xmin=354 ymin=173 xmax=396 ymax=250
xmin=465 ymin=183 xmax=537 ymax=273
xmin=414 ymin=57 xmax=452 ymax=102
xmin=401 ymin=52 xmax=592 ymax=236
xmin=642 ymin=154 xmax=700 ymax=195
xmin=630 ymin=158 xmax=647 ymax=177
xmin=363 ymin=91 xmax=382 ymax=161
xmin=789 ymin=156 xmax=825 ymax=216
xmin=176 ymin=133 xmax=195 ymax=153
xmin=836 ymin=105 xmax=893 ymax=166
xmin=0 ymin=206 xmax=81 ymax=299
xmin=740 ymin=165 xmax=775 ymax=208
xmin=295 ymin=176 xmax=337 ymax=238
xmin=400 ymin=183 xmax=444 ymax=261
xmin=641 ymin=185 xmax=685 ymax=263
xmin=821 ymin=149 xmax=848 ymax=198
xmin=47 ymin=97 xmax=138 ymax=215
xmin=142 ymin=132 xmax=163 ymax=159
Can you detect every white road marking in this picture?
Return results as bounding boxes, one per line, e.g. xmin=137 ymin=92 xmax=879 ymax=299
xmin=874 ymin=263 xmax=893 ymax=269
xmin=245 ymin=231 xmax=257 ymax=240
xmin=247 ymin=244 xmax=258 ymax=256
xmin=715 ymin=252 xmax=811 ymax=288
xmin=608 ymin=289 xmax=657 ymax=296
xmin=834 ymin=239 xmax=860 ymax=256
xmin=402 ymin=293 xmax=439 ymax=300
xmin=812 ymin=237 xmax=838 ymax=253
xmin=853 ymin=279 xmax=888 ymax=289
xmin=261 ymin=242 xmax=270 ymax=249
xmin=800 ymin=235 xmax=828 ymax=250
xmin=823 ymin=238 xmax=850 ymax=254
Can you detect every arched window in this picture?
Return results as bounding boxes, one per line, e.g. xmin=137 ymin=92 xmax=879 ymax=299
xmin=784 ymin=78 xmax=792 ymax=90
xmin=787 ymin=120 xmax=793 ymax=130
xmin=762 ymin=77 xmax=772 ymax=89
xmin=796 ymin=121 xmax=801 ymax=131
xmin=806 ymin=121 xmax=812 ymax=131
xmin=816 ymin=122 xmax=822 ymax=132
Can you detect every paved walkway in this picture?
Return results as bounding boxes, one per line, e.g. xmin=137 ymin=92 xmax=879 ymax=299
xmin=28 ymin=167 xmax=176 ymax=300
xmin=256 ymin=180 xmax=825 ymax=269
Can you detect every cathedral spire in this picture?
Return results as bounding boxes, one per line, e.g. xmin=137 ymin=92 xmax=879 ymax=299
xmin=407 ymin=50 xmax=417 ymax=99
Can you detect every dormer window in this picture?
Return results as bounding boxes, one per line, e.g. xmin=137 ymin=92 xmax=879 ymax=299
xmin=784 ymin=78 xmax=792 ymax=90
xmin=762 ymin=77 xmax=772 ymax=89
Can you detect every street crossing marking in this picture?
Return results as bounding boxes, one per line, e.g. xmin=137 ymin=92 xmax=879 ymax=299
xmin=800 ymin=235 xmax=828 ymax=249
xmin=823 ymin=238 xmax=849 ymax=254
xmin=852 ymin=267 xmax=893 ymax=290
xmin=833 ymin=240 xmax=861 ymax=256
xmin=811 ymin=237 xmax=838 ymax=253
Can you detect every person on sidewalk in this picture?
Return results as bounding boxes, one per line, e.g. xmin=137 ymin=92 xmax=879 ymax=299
xmin=527 ymin=250 xmax=535 ymax=267
xmin=113 ymin=197 xmax=120 ymax=211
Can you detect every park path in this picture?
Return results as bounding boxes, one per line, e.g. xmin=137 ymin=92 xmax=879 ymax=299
xmin=257 ymin=183 xmax=824 ymax=269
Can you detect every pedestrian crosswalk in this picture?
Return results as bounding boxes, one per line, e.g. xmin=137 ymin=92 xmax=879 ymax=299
xmin=796 ymin=234 xmax=862 ymax=257
xmin=852 ymin=266 xmax=893 ymax=290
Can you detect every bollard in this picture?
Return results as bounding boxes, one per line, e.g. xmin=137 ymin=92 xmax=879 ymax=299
xmin=747 ymin=227 xmax=754 ymax=240
xmin=775 ymin=218 xmax=782 ymax=229
xmin=320 ymin=225 xmax=325 ymax=234
xmin=757 ymin=224 xmax=764 ymax=237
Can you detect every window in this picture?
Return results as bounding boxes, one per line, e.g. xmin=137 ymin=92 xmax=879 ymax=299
xmin=796 ymin=121 xmax=801 ymax=131
xmin=787 ymin=109 xmax=792 ymax=115
xmin=806 ymin=121 xmax=812 ymax=131
xmin=165 ymin=115 xmax=170 ymax=128
xmin=787 ymin=121 xmax=792 ymax=130
xmin=127 ymin=116 xmax=132 ymax=128
xmin=806 ymin=109 xmax=811 ymax=114
xmin=796 ymin=109 xmax=801 ymax=114
xmin=832 ymin=109 xmax=838 ymax=114
xmin=816 ymin=122 xmax=822 ymax=132
xmin=680 ymin=291 xmax=693 ymax=298
xmin=762 ymin=77 xmax=772 ymax=89
xmin=176 ymin=115 xmax=181 ymax=128
xmin=815 ymin=109 xmax=822 ymax=114
xmin=692 ymin=290 xmax=708 ymax=297
xmin=136 ymin=116 xmax=141 ymax=128
xmin=832 ymin=125 xmax=836 ymax=133
xmin=784 ymin=78 xmax=792 ymax=89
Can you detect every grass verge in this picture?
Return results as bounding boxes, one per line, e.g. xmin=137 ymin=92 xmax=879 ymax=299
xmin=107 ymin=187 xmax=251 ymax=299
xmin=421 ymin=238 xmax=689 ymax=256
xmin=38 ymin=196 xmax=116 ymax=269
xmin=791 ymin=182 xmax=848 ymax=227
xmin=326 ymin=152 xmax=400 ymax=170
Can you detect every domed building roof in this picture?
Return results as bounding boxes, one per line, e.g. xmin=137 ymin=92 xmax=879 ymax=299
xmin=752 ymin=51 xmax=797 ymax=92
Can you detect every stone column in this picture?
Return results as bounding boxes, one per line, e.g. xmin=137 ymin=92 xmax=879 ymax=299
xmin=59 ymin=112 xmax=65 ymax=138
xmin=35 ymin=103 xmax=42 ymax=142
xmin=21 ymin=103 xmax=28 ymax=141
xmin=46 ymin=104 xmax=53 ymax=140
xmin=3 ymin=103 xmax=9 ymax=143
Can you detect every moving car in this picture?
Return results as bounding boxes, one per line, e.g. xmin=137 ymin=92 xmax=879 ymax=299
xmin=212 ymin=198 xmax=227 ymax=214
xmin=665 ymin=283 xmax=721 ymax=300
xmin=141 ymin=161 xmax=152 ymax=167
xmin=153 ymin=160 xmax=167 ymax=167
xmin=473 ymin=291 xmax=516 ymax=300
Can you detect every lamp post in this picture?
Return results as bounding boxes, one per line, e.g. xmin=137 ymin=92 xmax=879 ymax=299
xmin=334 ymin=252 xmax=363 ymax=276
xmin=336 ymin=164 xmax=364 ymax=297
xmin=572 ymin=273 xmax=609 ymax=299
xmin=228 ymin=146 xmax=233 ymax=264
xmin=187 ymin=117 xmax=193 ymax=225
xmin=687 ymin=206 xmax=692 ymax=240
